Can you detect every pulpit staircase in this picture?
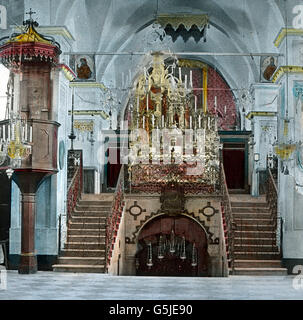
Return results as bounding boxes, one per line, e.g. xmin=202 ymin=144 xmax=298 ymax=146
xmin=53 ymin=194 xmax=113 ymax=273
xmin=222 ymin=166 xmax=287 ymax=276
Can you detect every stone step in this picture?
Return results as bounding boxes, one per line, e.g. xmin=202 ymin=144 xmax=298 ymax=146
xmin=234 ymin=218 xmax=273 ymax=225
xmin=234 ymin=237 xmax=276 ymax=245
xmin=75 ymin=205 xmax=111 ymax=211
xmin=81 ymin=193 xmax=114 ymax=201
xmin=53 ymin=264 xmax=105 ymax=273
xmin=231 ymin=201 xmax=267 ymax=208
xmin=234 ymin=252 xmax=281 ymax=260
xmin=72 ymin=211 xmax=109 ymax=217
xmin=61 ymin=249 xmax=105 ymax=257
xmin=234 ymin=230 xmax=275 ymax=238
xmin=70 ymin=216 xmax=107 ymax=224
xmin=69 ymin=222 xmax=106 ymax=229
xmin=232 ymin=207 xmax=270 ymax=213
xmin=57 ymin=257 xmax=105 ymax=265
xmin=234 ymin=244 xmax=279 ymax=252
xmin=68 ymin=229 xmax=106 ymax=236
xmin=67 ymin=235 xmax=106 ymax=243
xmin=232 ymin=267 xmax=288 ymax=276
xmin=234 ymin=259 xmax=282 ymax=268
xmin=233 ymin=224 xmax=273 ymax=231
xmin=233 ymin=213 xmax=272 ymax=219
xmin=65 ymin=242 xmax=105 ymax=250
xmin=78 ymin=200 xmax=112 ymax=206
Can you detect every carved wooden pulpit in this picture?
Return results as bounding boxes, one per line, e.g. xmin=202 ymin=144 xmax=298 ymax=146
xmin=0 ymin=15 xmax=61 ymax=273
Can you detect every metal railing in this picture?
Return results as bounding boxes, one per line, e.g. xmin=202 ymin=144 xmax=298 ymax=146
xmin=105 ymin=165 xmax=125 ymax=270
xmin=266 ymin=168 xmax=283 ymax=257
xmin=220 ymin=163 xmax=235 ymax=273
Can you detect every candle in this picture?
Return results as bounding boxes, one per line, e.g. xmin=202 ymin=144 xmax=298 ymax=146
xmin=190 ymin=70 xmax=193 ymax=87
xmin=184 ymin=74 xmax=187 ymax=89
xmin=25 ymin=123 xmax=27 ymax=141
xmin=143 ymin=116 xmax=145 ymax=129
xmin=179 ymin=67 xmax=182 ymax=81
xmin=3 ymin=125 xmax=5 ymax=141
xmin=152 ymin=114 xmax=155 ymax=127
xmin=146 ymin=94 xmax=149 ymax=111
xmin=8 ymin=125 xmax=10 ymax=141
xmin=137 ymin=96 xmax=139 ymax=112
xmin=208 ymin=117 xmax=210 ymax=129
xmin=30 ymin=126 xmax=32 ymax=142
xmin=195 ymin=95 xmax=197 ymax=113
xmin=162 ymin=115 xmax=164 ymax=127
xmin=224 ymin=105 xmax=227 ymax=114
xmin=190 ymin=116 xmax=192 ymax=129
xmin=198 ymin=115 xmax=201 ymax=128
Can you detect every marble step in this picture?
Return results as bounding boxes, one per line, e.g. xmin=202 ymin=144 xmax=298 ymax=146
xmin=234 ymin=237 xmax=276 ymax=245
xmin=234 ymin=230 xmax=275 ymax=238
xmin=78 ymin=200 xmax=112 ymax=206
xmin=53 ymin=264 xmax=105 ymax=273
xmin=67 ymin=235 xmax=106 ymax=243
xmin=81 ymin=193 xmax=114 ymax=201
xmin=57 ymin=257 xmax=105 ymax=265
xmin=234 ymin=259 xmax=282 ymax=268
xmin=234 ymin=244 xmax=279 ymax=252
xmin=231 ymin=201 xmax=267 ymax=208
xmin=233 ymin=224 xmax=274 ymax=231
xmin=233 ymin=213 xmax=272 ymax=219
xmin=72 ymin=211 xmax=109 ymax=217
xmin=234 ymin=252 xmax=281 ymax=260
xmin=232 ymin=207 xmax=270 ymax=213
xmin=75 ymin=205 xmax=111 ymax=211
xmin=69 ymin=222 xmax=106 ymax=229
xmin=61 ymin=249 xmax=105 ymax=257
xmin=64 ymin=242 xmax=105 ymax=250
xmin=232 ymin=267 xmax=288 ymax=276
xmin=68 ymin=228 xmax=106 ymax=236
xmin=70 ymin=216 xmax=107 ymax=223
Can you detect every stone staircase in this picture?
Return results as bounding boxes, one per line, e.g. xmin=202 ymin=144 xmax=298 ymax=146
xmin=230 ymin=194 xmax=287 ymax=276
xmin=53 ymin=194 xmax=113 ymax=273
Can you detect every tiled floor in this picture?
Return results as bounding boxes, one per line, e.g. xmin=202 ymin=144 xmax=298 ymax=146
xmin=0 ymin=270 xmax=302 ymax=300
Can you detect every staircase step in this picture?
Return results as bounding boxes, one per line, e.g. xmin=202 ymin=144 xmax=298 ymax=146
xmin=61 ymin=249 xmax=105 ymax=257
xmin=234 ymin=244 xmax=279 ymax=252
xmin=231 ymin=201 xmax=267 ymax=208
xmin=69 ymin=222 xmax=106 ymax=229
xmin=57 ymin=257 xmax=105 ymax=265
xmin=53 ymin=264 xmax=105 ymax=273
xmin=234 ymin=230 xmax=275 ymax=238
xmin=81 ymin=193 xmax=114 ymax=201
xmin=67 ymin=235 xmax=106 ymax=242
xmin=68 ymin=229 xmax=106 ymax=236
xmin=234 ymin=260 xmax=282 ymax=268
xmin=65 ymin=242 xmax=105 ymax=250
xmin=234 ymin=252 xmax=281 ymax=260
xmin=78 ymin=200 xmax=112 ymax=206
xmin=70 ymin=216 xmax=107 ymax=223
xmin=232 ymin=207 xmax=270 ymax=213
xmin=72 ymin=211 xmax=109 ymax=217
xmin=233 ymin=213 xmax=271 ymax=219
xmin=233 ymin=224 xmax=273 ymax=231
xmin=76 ymin=205 xmax=111 ymax=211
xmin=232 ymin=267 xmax=288 ymax=276
xmin=234 ymin=237 xmax=276 ymax=245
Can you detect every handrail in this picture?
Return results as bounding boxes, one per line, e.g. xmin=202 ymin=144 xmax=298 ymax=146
xmin=105 ymin=165 xmax=125 ymax=270
xmin=220 ymin=163 xmax=235 ymax=274
xmin=266 ymin=168 xmax=282 ymax=256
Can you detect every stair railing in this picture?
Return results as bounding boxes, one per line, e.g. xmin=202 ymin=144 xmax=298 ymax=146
xmin=266 ymin=168 xmax=283 ymax=257
xmin=221 ymin=163 xmax=235 ymax=273
xmin=105 ymin=165 xmax=125 ymax=271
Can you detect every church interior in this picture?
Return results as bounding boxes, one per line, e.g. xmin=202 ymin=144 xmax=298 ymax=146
xmin=1 ymin=0 xmax=303 ymax=287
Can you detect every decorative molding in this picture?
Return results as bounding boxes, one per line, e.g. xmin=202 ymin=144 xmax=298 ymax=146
xmin=73 ymin=120 xmax=94 ymax=132
xmin=178 ymin=59 xmax=208 ymax=70
xmin=246 ymin=111 xmax=277 ymax=119
xmin=199 ymin=201 xmax=218 ymax=221
xmin=271 ymin=66 xmax=303 ymax=83
xmin=156 ymin=14 xmax=209 ymax=31
xmin=128 ymin=209 xmax=219 ymax=245
xmin=274 ymin=28 xmax=303 ymax=48
xmin=126 ymin=201 xmax=146 ymax=220
xmin=69 ymin=81 xmax=107 ymax=90
xmin=68 ymin=110 xmax=109 ymax=119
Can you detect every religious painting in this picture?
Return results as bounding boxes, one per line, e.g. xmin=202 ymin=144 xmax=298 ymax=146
xmin=69 ymin=54 xmax=96 ymax=82
xmin=260 ymin=56 xmax=278 ymax=82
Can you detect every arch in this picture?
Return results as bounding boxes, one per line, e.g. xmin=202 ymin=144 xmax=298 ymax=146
xmin=135 ymin=213 xmax=209 ymax=276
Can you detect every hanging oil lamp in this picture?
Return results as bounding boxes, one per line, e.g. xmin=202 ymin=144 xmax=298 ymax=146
xmin=191 ymin=242 xmax=198 ymax=267
xmin=147 ymin=242 xmax=153 ymax=268
xmin=157 ymin=235 xmax=164 ymax=260
xmin=180 ymin=236 xmax=186 ymax=260
xmin=169 ymin=229 xmax=176 ymax=253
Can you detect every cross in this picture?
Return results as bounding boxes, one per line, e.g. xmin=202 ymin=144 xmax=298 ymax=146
xmin=26 ymin=8 xmax=36 ymax=20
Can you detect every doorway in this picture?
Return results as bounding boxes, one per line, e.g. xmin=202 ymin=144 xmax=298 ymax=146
xmin=136 ymin=215 xmax=208 ymax=277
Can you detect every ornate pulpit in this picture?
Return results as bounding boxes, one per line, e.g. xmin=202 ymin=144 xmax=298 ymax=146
xmin=0 ymin=13 xmax=61 ymax=273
